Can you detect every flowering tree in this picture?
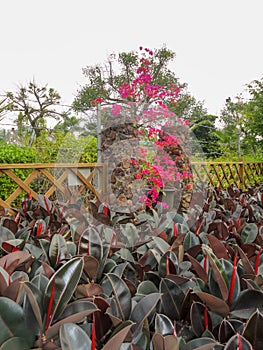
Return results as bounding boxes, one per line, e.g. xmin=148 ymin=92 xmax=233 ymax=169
xmin=74 ymin=47 xmax=196 ymax=212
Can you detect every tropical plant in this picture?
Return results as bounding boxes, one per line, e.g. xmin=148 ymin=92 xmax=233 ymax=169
xmin=0 ymin=184 xmax=263 ymax=349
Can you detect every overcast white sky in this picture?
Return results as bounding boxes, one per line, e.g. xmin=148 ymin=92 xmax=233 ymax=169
xmin=1 ymin=0 xmax=263 ymax=126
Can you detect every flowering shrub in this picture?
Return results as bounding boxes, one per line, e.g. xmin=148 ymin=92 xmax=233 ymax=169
xmin=99 ymin=47 xmax=194 ymax=210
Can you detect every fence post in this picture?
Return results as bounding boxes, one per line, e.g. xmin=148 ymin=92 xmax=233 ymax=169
xmin=239 ymin=160 xmax=244 ymax=188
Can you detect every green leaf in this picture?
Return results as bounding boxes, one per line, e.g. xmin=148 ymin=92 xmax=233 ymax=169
xmin=106 ymin=273 xmax=131 ymax=320
xmin=241 ymin=223 xmax=258 ymax=243
xmin=0 ymin=226 xmax=15 ymax=246
xmin=114 ymin=248 xmax=135 ymax=263
xmin=23 ymin=281 xmax=43 ymax=331
xmin=224 ymin=334 xmax=252 ymax=350
xmin=101 ymin=322 xmax=133 ymax=350
xmin=152 ymin=237 xmax=170 ymax=254
xmin=182 ymin=337 xmax=218 ymax=350
xmin=47 ymin=304 xmax=98 ymax=340
xmin=78 ymin=226 xmax=103 ymax=261
xmin=243 ymin=309 xmax=263 ymax=348
xmin=194 ymin=291 xmax=229 ymax=318
xmin=137 ymin=280 xmax=158 ymax=296
xmin=159 ymin=278 xmax=184 ymax=320
xmin=0 ymin=337 xmax=30 ymax=350
xmin=120 ymin=223 xmax=139 ymax=247
xmin=49 ymin=234 xmax=67 ymax=267
xmin=183 ymin=231 xmax=200 ymax=251
xmin=0 ymin=297 xmax=34 ymax=347
xmin=158 ymin=251 xmax=178 ymax=277
xmin=230 ymin=289 xmax=263 ymax=319
xmin=60 ymin=323 xmax=91 ymax=350
xmin=203 ymin=245 xmax=229 ymax=301
xmin=131 ymin=293 xmax=161 ymax=335
xmin=190 ymin=302 xmax=212 ymax=337
xmin=155 ymin=314 xmax=174 ymax=336
xmin=218 ymin=319 xmax=236 ymax=344
xmin=43 ymin=257 xmax=84 ymax=323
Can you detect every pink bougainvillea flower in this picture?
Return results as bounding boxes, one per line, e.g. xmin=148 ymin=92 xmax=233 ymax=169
xmin=157 ymin=201 xmax=169 ymax=209
xmin=111 ymin=104 xmax=123 ymax=116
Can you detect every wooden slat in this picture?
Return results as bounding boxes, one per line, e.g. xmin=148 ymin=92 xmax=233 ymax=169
xmin=5 ymin=169 xmax=39 ymax=204
xmin=69 ymin=168 xmax=100 ymax=198
xmin=3 ymin=169 xmax=39 ymax=203
xmin=43 ymin=170 xmax=70 ymax=199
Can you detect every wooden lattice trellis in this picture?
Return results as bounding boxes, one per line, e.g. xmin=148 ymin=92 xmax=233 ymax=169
xmin=191 ymin=161 xmax=263 ymax=189
xmin=0 ymin=163 xmax=106 ymax=213
xmin=0 ymin=161 xmax=263 ymax=214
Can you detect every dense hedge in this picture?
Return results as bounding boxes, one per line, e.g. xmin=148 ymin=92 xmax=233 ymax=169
xmin=0 ymin=134 xmax=97 ymax=202
xmin=0 ymin=143 xmax=38 ymax=201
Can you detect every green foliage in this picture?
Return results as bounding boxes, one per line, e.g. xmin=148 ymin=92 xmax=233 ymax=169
xmin=31 ymin=130 xmax=97 ymax=163
xmin=0 ymin=143 xmax=38 ymax=201
xmin=0 ymin=143 xmax=38 ymax=164
xmin=0 ymin=187 xmax=263 ymax=348
xmin=190 ymin=114 xmax=220 ymax=158
xmin=73 ymin=46 xmax=208 ymax=132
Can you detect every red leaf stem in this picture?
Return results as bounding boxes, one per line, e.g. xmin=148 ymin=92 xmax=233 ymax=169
xmin=173 ymin=221 xmax=178 ymax=237
xmin=87 ymin=240 xmax=90 ymax=256
xmin=91 ymin=314 xmax=96 ymax=350
xmin=23 ymin=198 xmax=27 ymax=215
xmin=228 ymin=253 xmax=237 ymax=306
xmin=194 ymin=218 xmax=201 ymax=235
xmin=204 ymin=306 xmax=209 ymax=330
xmin=166 ymin=254 xmax=170 ymax=275
xmin=12 ymin=247 xmax=20 ymax=252
xmin=56 ymin=252 xmax=61 ymax=266
xmin=237 ymin=215 xmax=241 ymax=228
xmin=173 ymin=321 xmax=177 ymax=336
xmin=237 ymin=333 xmax=242 ymax=350
xmin=44 ymin=196 xmax=50 ymax=215
xmin=45 ymin=278 xmax=56 ymax=331
xmin=14 ymin=211 xmax=20 ymax=223
xmin=28 ymin=191 xmax=32 ymax=200
xmin=36 ymin=222 xmax=43 ymax=236
xmin=254 ymin=246 xmax=262 ymax=275
xmin=103 ymin=205 xmax=109 ymax=216
xmin=203 ymin=254 xmax=208 ymax=273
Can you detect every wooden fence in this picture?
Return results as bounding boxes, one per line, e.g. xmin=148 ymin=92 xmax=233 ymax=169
xmin=191 ymin=161 xmax=263 ymax=189
xmin=0 ymin=161 xmax=263 ymax=212
xmin=0 ymin=163 xmax=106 ymax=213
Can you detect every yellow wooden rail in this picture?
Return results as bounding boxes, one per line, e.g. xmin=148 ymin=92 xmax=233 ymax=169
xmin=0 ymin=161 xmax=263 ymax=213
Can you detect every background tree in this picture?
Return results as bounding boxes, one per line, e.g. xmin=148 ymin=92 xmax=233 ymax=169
xmin=190 ymin=114 xmax=220 ymax=158
xmin=218 ymin=84 xmax=263 ymax=160
xmin=218 ymin=96 xmax=246 ymax=160
xmin=4 ymin=81 xmax=69 ymax=144
xmin=243 ymin=78 xmax=263 ymax=155
xmin=73 ymin=47 xmax=211 ymax=151
xmin=0 ymin=97 xmax=12 ymax=121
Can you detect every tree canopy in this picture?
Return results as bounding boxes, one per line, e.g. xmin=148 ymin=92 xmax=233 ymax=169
xmin=4 ymin=81 xmax=69 ymax=143
xmin=73 ymin=47 xmax=207 ymax=117
xmin=72 ymin=46 xmax=219 ymax=157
